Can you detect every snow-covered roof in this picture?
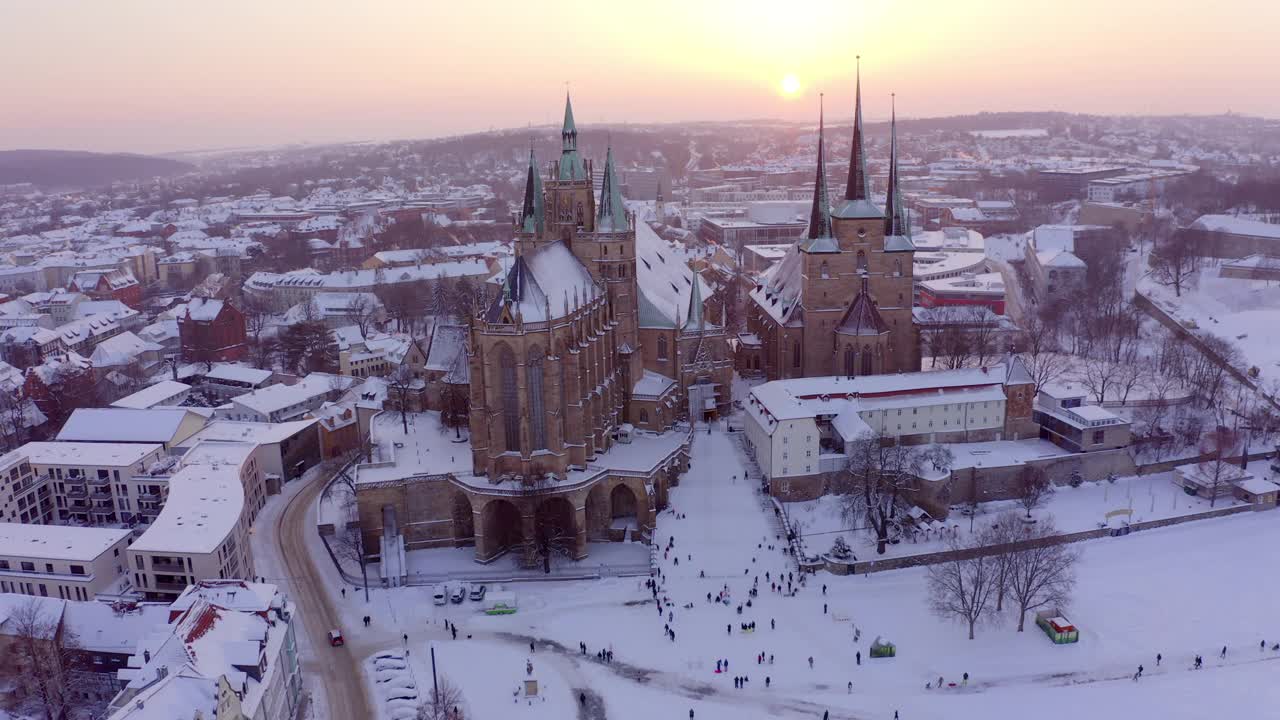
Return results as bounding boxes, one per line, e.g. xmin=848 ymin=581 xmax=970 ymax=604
xmin=425 ymin=324 xmax=466 ymax=372
xmin=90 ymin=331 xmax=160 ymax=367
xmin=65 ymin=601 xmax=169 ymax=655
xmin=1037 ymin=250 xmax=1087 ymax=269
xmin=56 ymin=408 xmax=201 ymax=444
xmin=18 ymin=440 xmax=162 ymax=468
xmin=127 ymin=462 xmax=245 ymax=555
xmin=635 ymin=220 xmax=714 ymax=329
xmin=632 ymin=370 xmax=676 ymax=398
xmin=230 ymin=374 xmax=345 ymax=417
xmin=484 ymin=241 xmax=597 ymax=323
xmin=1191 ymin=215 xmax=1280 ymax=240
xmin=111 ymin=380 xmax=192 ymax=410
xmin=0 ymin=522 xmax=129 ymax=562
xmin=178 ymin=419 xmax=317 ymax=447
xmin=203 ymin=364 xmax=273 ymax=385
xmin=182 ymin=297 xmax=226 ymax=322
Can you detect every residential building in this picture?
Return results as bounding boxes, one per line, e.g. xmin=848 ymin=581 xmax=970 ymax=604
xmin=110 ymin=380 xmax=194 ymax=410
xmin=21 ymin=441 xmax=167 ymax=526
xmin=0 ymin=448 xmax=53 ymax=524
xmin=69 ymin=268 xmax=142 ymax=309
xmin=175 ymin=420 xmax=320 ymax=484
xmin=56 ymin=408 xmax=207 ymax=450
xmin=178 ymin=297 xmax=248 ymax=364
xmin=0 ymin=523 xmax=131 ymax=600
xmin=213 ymin=374 xmax=351 ymax=423
xmin=200 ymin=365 xmax=274 ymax=399
xmin=1033 ymin=386 xmax=1132 ymax=453
xmin=107 ymin=580 xmax=302 ymax=720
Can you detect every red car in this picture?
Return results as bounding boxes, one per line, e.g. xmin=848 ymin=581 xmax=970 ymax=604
xmin=328 ymin=630 xmax=344 ymax=647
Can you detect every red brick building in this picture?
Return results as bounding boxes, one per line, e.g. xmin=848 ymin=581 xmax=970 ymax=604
xmin=70 ymin=268 xmax=142 ymax=309
xmin=178 ymin=297 xmax=248 ymax=363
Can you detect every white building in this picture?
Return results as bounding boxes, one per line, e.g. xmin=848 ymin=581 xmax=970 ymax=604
xmin=126 ymin=442 xmax=264 ymax=603
xmin=110 ymin=380 xmax=193 ymax=410
xmin=214 ymin=374 xmax=354 ymax=424
xmin=743 ymin=359 xmax=1036 ymax=500
xmin=107 ymin=580 xmax=302 ymax=720
xmin=19 ymin=441 xmax=169 ymax=526
xmin=0 ymin=448 xmax=53 ymax=525
xmin=56 ymin=408 xmax=208 ymax=450
xmin=0 ymin=522 xmax=132 ymax=600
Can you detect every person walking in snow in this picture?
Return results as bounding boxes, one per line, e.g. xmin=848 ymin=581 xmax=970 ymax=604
xmin=809 ymin=656 xmax=814 ymax=669
xmin=765 ymin=676 xmax=771 ymax=688
xmin=962 ymin=672 xmax=969 ymax=687
xmin=1221 ymin=645 xmax=1228 ymax=659
xmin=847 ymin=681 xmax=852 ymax=693
xmin=856 ymin=650 xmax=861 ymax=666
xmin=1156 ymin=653 xmax=1161 ymax=666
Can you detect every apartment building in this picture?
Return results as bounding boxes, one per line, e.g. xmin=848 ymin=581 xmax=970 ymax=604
xmin=0 ymin=523 xmax=131 ymax=599
xmin=0 ymin=449 xmax=53 ymax=524
xmin=21 ymin=442 xmax=169 ymax=526
xmin=126 ymin=442 xmax=262 ymax=603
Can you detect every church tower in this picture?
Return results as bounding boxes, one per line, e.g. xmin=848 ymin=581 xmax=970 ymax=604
xmin=544 ymin=94 xmax=596 ymax=246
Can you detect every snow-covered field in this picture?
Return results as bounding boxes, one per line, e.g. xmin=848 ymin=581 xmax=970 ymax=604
xmin=1139 ymin=263 xmax=1280 ymax=386
xmin=342 ymin=428 xmax=1280 ymax=719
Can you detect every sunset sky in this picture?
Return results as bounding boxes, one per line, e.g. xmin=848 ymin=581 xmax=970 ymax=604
xmin=2 ymin=0 xmax=1277 ymax=154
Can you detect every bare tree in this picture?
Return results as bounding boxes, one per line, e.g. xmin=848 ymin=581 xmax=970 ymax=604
xmin=927 ymin=534 xmax=1000 ymax=639
xmin=239 ymin=293 xmax=272 ymax=344
xmin=836 ymin=429 xmax=923 ymax=555
xmin=322 ymin=460 xmax=370 ymax=601
xmin=386 ymin=364 xmax=416 ymax=434
xmin=344 ymin=294 xmax=378 ymax=340
xmin=0 ymin=392 xmax=32 ymax=451
xmin=1197 ymin=426 xmax=1240 ymax=507
xmin=417 ymin=673 xmax=466 ymax=720
xmin=1017 ymin=314 xmax=1068 ymax=395
xmin=1149 ymin=230 xmax=1200 ymax=298
xmin=1005 ymin=516 xmax=1078 ymax=632
xmin=7 ymin=598 xmax=80 ymax=720
xmin=919 ymin=443 xmax=955 ymax=476
xmin=1081 ymin=357 xmax=1120 ymax=404
xmin=1114 ymin=362 xmax=1148 ymax=406
xmin=1016 ymin=464 xmax=1052 ymax=519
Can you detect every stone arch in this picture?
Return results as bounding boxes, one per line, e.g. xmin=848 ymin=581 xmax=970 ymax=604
xmin=534 ymin=496 xmax=577 ymax=559
xmin=610 ymin=483 xmax=638 ymax=522
xmin=480 ymin=499 xmax=522 ymax=557
xmin=585 ymin=483 xmax=610 ymax=539
xmin=452 ymin=493 xmax=475 ymax=544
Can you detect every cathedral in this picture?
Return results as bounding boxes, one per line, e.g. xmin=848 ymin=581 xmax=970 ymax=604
xmin=740 ymin=67 xmax=921 ymax=379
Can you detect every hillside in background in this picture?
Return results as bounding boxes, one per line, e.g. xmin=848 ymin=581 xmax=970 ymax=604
xmin=0 ymin=149 xmax=195 ymax=189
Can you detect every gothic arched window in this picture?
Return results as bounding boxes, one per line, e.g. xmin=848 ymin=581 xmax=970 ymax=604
xmin=820 ymin=261 xmax=830 ymax=279
xmin=861 ymin=346 xmax=873 ymax=376
xmin=894 ymin=259 xmax=902 ymax=277
xmin=576 ymin=202 xmax=585 ymax=226
xmin=856 ymin=250 xmax=868 ymax=272
xmin=528 ymin=347 xmax=547 ymax=450
xmin=792 ymin=340 xmax=801 ymax=369
xmin=498 ymin=345 xmax=520 ymax=452
xmin=640 ymin=409 xmax=649 ymax=424
xmin=657 ymin=335 xmax=668 ymax=360
xmin=844 ymin=346 xmax=855 ymax=377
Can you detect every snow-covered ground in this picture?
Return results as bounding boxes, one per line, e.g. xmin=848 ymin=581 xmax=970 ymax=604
xmin=786 ymin=468 xmax=1255 ymax=562
xmin=336 ymin=427 xmax=1280 ymax=719
xmin=1139 ymin=262 xmax=1280 ymax=386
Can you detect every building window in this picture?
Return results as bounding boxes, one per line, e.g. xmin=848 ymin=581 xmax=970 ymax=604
xmin=894 ymin=259 xmax=902 ymax=277
xmin=844 ymin=346 xmax=855 ymax=377
xmin=70 ymin=565 xmax=85 ymax=576
xmin=499 ymin=345 xmax=520 ymax=452
xmin=820 ymin=261 xmax=830 ymax=279
xmin=657 ymin=335 xmax=668 ymax=360
xmin=861 ymin=348 xmax=872 ymax=376
xmin=856 ymin=251 xmax=867 ymax=272
xmin=528 ymin=348 xmax=547 ymax=450
xmin=1092 ymin=430 xmax=1105 ymax=444
xmin=20 ymin=562 xmax=34 ymax=572
xmin=792 ymin=341 xmax=801 ymax=369
xmin=639 ymin=409 xmax=649 ymax=424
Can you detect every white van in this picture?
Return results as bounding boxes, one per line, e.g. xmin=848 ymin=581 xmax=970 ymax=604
xmin=432 ymin=585 xmax=447 ymax=605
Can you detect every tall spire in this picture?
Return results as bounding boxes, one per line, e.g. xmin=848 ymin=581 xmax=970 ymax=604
xmin=597 ymin=145 xmax=628 ymax=232
xmin=519 ymin=142 xmax=544 ymax=234
xmin=557 ymin=92 xmax=586 ymax=181
xmin=805 ymin=94 xmax=833 ymax=241
xmin=884 ymin=94 xmax=908 ymax=238
xmin=562 ymin=92 xmax=577 ymax=152
xmin=845 ymin=56 xmax=869 ymax=201
xmin=685 ymin=272 xmax=705 ymax=329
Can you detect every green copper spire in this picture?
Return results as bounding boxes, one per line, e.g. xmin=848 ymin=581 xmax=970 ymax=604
xmin=884 ymin=94 xmax=909 ymax=238
xmin=597 ymin=145 xmax=628 ymax=232
xmin=562 ymin=92 xmax=578 ymax=149
xmin=519 ymin=143 xmax=544 ymax=233
xmin=558 ymin=92 xmax=587 ymax=181
xmin=685 ymin=272 xmax=704 ymax=329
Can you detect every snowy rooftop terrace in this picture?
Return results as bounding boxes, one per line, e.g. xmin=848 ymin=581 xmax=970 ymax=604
xmin=128 ymin=461 xmax=246 ymax=555
xmin=19 ymin=441 xmax=162 ymax=469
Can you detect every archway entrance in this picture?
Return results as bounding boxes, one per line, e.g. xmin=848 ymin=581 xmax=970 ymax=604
xmin=532 ymin=496 xmax=577 ymax=572
xmin=452 ymin=493 xmax=475 ymax=545
xmin=480 ymin=499 xmax=522 ymax=560
xmin=609 ymin=483 xmax=639 ymax=541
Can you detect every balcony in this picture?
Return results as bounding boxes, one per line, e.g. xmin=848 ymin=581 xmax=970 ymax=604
xmin=65 ymin=486 xmax=87 ymax=499
xmin=137 ymin=491 xmax=161 ymax=502
xmin=139 ymin=506 xmax=161 ymax=517
xmin=152 ymin=580 xmax=189 ymax=594
xmin=89 ymin=476 xmax=111 ymax=487
xmin=150 ymin=559 xmax=186 ymax=573
xmin=92 ymin=499 xmax=114 ymax=510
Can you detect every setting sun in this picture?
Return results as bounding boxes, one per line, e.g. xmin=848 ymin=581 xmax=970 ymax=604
xmin=780 ymin=73 xmax=801 ymax=97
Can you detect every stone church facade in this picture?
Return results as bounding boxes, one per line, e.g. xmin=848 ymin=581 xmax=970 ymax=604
xmin=740 ymin=70 xmax=921 ymax=380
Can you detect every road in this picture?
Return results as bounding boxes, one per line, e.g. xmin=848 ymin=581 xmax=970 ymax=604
xmin=271 ymin=465 xmax=373 ymax=719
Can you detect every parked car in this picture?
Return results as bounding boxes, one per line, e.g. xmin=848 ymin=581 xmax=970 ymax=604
xmin=433 ymin=586 xmax=447 ymax=605
xmin=469 ymin=584 xmax=487 ymax=601
xmin=449 ymin=585 xmax=466 ymax=604
xmin=328 ymin=630 xmax=344 ymax=647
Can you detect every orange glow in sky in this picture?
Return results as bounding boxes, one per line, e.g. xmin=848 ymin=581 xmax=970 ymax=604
xmin=1 ymin=0 xmax=1278 ymax=153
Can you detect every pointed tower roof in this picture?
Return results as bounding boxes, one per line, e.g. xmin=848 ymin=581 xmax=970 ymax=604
xmin=519 ymin=144 xmax=544 ymax=234
xmin=558 ymin=93 xmax=587 ymax=181
xmin=883 ymin=95 xmax=915 ymax=251
xmin=685 ymin=272 xmax=705 ymax=329
xmin=835 ymin=274 xmax=890 ymax=337
xmin=597 ymin=145 xmax=629 ymax=232
xmin=799 ymin=95 xmax=839 ymax=254
xmin=834 ymin=57 xmax=882 ymax=220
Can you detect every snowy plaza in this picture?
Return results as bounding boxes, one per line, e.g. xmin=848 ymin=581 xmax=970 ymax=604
xmin=301 ymin=427 xmax=1280 ymax=720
